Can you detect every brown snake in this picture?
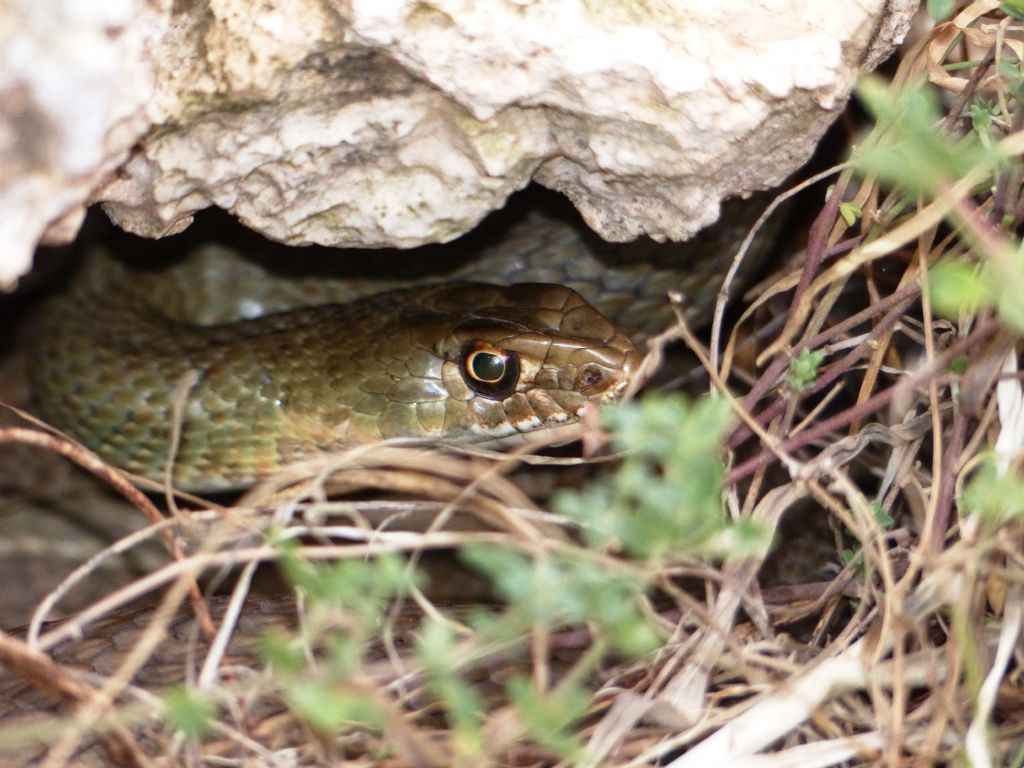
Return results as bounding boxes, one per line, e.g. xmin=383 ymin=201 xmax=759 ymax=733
xmin=28 ymin=199 xmax=757 ymax=491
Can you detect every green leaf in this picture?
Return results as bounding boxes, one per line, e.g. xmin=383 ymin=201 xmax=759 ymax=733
xmin=854 ymin=76 xmax=1000 ymax=197
xmin=928 ymin=0 xmax=955 ymax=20
xmin=963 ymin=460 xmax=1024 ymax=524
xmin=461 ymin=547 xmax=660 ymax=658
xmin=994 ymin=267 xmax=1024 ymax=332
xmin=275 ymin=548 xmax=417 ymax=634
xmin=286 ymin=681 xmax=384 ymax=733
xmin=707 ymin=518 xmax=773 ymax=558
xmin=553 ymin=393 xmax=742 ymax=561
xmin=928 ymin=259 xmax=994 ymax=319
xmin=949 ymin=355 xmax=969 ymax=375
xmin=164 ymin=685 xmax=217 ymax=740
xmin=839 ymin=201 xmax=862 ymax=227
xmin=507 ymin=676 xmax=588 ymax=759
xmin=871 ymin=501 xmax=895 ymax=529
xmin=416 ymin=621 xmax=486 ymax=757
xmin=1002 ymin=0 xmax=1024 ymax=21
xmin=258 ymin=628 xmax=306 ymax=675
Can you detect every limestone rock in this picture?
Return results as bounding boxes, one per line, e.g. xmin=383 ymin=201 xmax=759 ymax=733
xmin=0 ymin=0 xmax=171 ymax=286
xmin=0 ymin=0 xmax=920 ymax=285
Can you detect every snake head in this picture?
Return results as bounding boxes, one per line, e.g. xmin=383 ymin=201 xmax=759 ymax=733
xmin=384 ymin=282 xmax=642 ymax=446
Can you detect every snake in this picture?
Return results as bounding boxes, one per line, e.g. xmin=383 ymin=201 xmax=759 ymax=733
xmin=28 ymin=195 xmax=762 ymax=491
xmin=7 ymin=198 xmax=799 ymax=759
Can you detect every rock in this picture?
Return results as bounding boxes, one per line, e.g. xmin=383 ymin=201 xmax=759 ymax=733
xmin=0 ymin=0 xmax=920 ymax=286
xmin=0 ymin=0 xmax=171 ymax=286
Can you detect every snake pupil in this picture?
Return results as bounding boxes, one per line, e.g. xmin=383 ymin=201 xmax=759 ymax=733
xmin=459 ymin=343 xmax=520 ymax=400
xmin=468 ymin=351 xmax=506 ymax=383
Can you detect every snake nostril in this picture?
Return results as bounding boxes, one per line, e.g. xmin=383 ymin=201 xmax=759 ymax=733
xmin=580 ymin=367 xmax=603 ymax=389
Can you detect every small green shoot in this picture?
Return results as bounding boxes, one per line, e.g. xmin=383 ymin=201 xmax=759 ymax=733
xmin=963 ymin=459 xmax=1024 ymax=525
xmin=841 ymin=501 xmax=895 ymax=572
xmin=416 ymin=621 xmax=486 ymax=758
xmin=259 ymin=628 xmax=308 ymax=676
xmin=277 ymin=545 xmax=413 ymax=620
xmin=164 ymin=685 xmax=217 ymax=740
xmin=839 ymin=201 xmax=862 ymax=226
xmin=969 ymin=98 xmax=1000 ymax=151
xmin=507 ymin=676 xmax=589 ymax=759
xmin=788 ymin=349 xmax=824 ymax=394
xmin=461 ymin=547 xmax=661 ymax=658
xmin=553 ymin=393 xmax=763 ymax=561
xmin=872 ymin=502 xmax=895 ymax=529
xmin=285 ymin=681 xmax=385 ymax=733
xmin=266 ymin=544 xmax=420 ymax=734
xmin=854 ymin=76 xmax=1000 ymax=197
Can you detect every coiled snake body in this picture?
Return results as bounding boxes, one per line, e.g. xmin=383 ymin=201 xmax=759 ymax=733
xmin=29 ymin=200 xmax=755 ymax=491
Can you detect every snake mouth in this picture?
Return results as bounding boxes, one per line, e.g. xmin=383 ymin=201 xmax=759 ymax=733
xmin=587 ymin=335 xmax=642 ymax=404
xmin=608 ymin=374 xmax=631 ymax=401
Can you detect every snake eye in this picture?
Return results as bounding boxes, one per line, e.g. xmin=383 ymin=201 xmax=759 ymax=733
xmin=459 ymin=343 xmax=520 ymax=399
xmin=467 ymin=350 xmax=506 ymax=383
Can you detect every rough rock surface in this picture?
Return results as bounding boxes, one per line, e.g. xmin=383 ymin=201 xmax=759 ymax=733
xmin=0 ymin=0 xmax=171 ymax=286
xmin=0 ymin=0 xmax=919 ymax=285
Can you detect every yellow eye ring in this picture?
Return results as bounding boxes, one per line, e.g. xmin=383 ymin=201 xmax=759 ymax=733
xmin=465 ymin=349 xmax=507 ymax=383
xmin=458 ymin=343 xmax=520 ymax=400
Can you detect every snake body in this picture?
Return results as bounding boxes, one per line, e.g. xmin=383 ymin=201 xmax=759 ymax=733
xmin=29 ymin=200 xmax=757 ymax=491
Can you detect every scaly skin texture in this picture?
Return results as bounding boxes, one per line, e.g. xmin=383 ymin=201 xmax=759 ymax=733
xmin=30 ymin=272 xmax=639 ymax=490
xmin=28 ymin=201 xmax=766 ymax=491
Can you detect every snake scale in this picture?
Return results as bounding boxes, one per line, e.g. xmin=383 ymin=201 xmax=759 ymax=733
xmin=29 ymin=196 xmax=762 ymax=491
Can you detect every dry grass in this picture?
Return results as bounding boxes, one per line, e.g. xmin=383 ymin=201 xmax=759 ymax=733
xmin=4 ymin=3 xmax=1024 ymax=766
